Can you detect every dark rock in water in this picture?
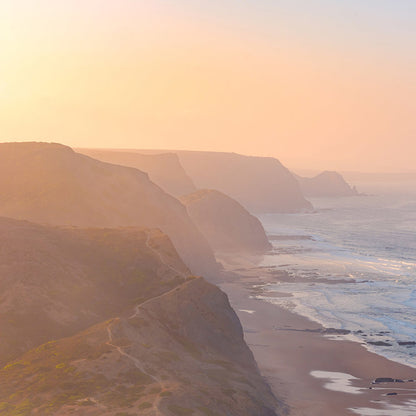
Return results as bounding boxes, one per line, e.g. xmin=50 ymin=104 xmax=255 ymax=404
xmin=323 ymin=328 xmax=351 ymax=335
xmin=398 ymin=341 xmax=416 ymax=346
xmin=374 ymin=378 xmax=394 ymax=383
xmin=282 ymin=327 xmax=351 ymax=335
xmin=373 ymin=378 xmax=404 ymax=384
xmin=368 ymin=341 xmax=393 ymax=346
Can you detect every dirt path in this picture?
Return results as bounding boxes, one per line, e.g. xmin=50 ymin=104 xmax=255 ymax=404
xmin=129 ymin=230 xmax=188 ymax=319
xmin=144 ymin=230 xmax=186 ymax=276
xmin=104 ymin=231 xmax=186 ymax=415
xmin=106 ymin=323 xmax=166 ymax=415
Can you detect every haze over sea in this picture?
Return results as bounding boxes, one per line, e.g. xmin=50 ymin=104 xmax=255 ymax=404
xmin=258 ymin=187 xmax=416 ymax=368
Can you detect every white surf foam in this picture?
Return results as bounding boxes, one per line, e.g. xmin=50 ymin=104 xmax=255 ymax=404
xmin=310 ymin=370 xmax=363 ymax=394
xmin=349 ymin=400 xmax=416 ymax=416
xmin=258 ymin=194 xmax=416 ymax=369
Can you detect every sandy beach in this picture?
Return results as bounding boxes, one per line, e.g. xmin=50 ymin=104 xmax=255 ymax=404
xmin=217 ymin=261 xmax=416 ymax=416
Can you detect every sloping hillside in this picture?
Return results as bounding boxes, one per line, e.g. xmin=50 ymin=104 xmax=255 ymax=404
xmin=0 ymin=142 xmax=217 ymax=276
xmin=78 ymin=149 xmax=196 ymax=197
xmin=0 ymin=219 xmax=283 ymax=416
xmin=0 ymin=217 xmax=189 ymax=365
xmin=181 ymin=189 xmax=271 ymax=254
xmin=0 ymin=279 xmax=281 ymax=416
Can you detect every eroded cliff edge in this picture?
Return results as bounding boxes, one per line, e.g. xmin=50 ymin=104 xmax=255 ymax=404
xmin=0 ymin=218 xmax=284 ymax=415
xmin=181 ymin=189 xmax=271 ymax=254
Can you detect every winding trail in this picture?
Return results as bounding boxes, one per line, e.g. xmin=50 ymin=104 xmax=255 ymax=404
xmin=144 ymin=230 xmax=186 ymax=276
xmin=106 ymin=323 xmax=165 ymax=415
xmin=129 ymin=230 xmax=188 ymax=319
xmin=105 ymin=230 xmax=186 ymax=414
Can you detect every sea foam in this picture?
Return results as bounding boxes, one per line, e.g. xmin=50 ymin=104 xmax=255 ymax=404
xmin=257 ymin=194 xmax=416 ymax=368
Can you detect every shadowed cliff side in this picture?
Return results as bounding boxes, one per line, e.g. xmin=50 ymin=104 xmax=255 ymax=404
xmin=135 ymin=150 xmax=312 ymax=213
xmin=77 ymin=149 xmax=196 ymax=197
xmin=181 ymin=189 xmax=272 ymax=254
xmin=295 ymin=171 xmax=359 ymax=197
xmin=0 ymin=142 xmax=218 ymax=276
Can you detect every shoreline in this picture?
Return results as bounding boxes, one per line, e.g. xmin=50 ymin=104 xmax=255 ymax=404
xmin=217 ymin=264 xmax=416 ymax=416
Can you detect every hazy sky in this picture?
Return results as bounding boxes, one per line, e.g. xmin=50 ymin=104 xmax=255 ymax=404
xmin=1 ymin=0 xmax=415 ymax=171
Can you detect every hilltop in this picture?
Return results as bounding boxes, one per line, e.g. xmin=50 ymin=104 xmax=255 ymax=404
xmin=0 ymin=142 xmax=217 ymax=276
xmin=78 ymin=149 xmax=196 ymax=197
xmin=0 ymin=217 xmax=189 ymax=365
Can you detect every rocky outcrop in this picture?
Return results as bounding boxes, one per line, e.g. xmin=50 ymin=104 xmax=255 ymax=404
xmin=78 ymin=149 xmax=196 ymax=197
xmin=295 ymin=171 xmax=358 ymax=197
xmin=0 ymin=219 xmax=283 ymax=416
xmin=181 ymin=189 xmax=271 ymax=254
xmin=0 ymin=142 xmax=217 ymax=276
xmin=137 ymin=150 xmax=312 ymax=213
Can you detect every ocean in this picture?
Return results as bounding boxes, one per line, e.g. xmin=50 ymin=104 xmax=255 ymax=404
xmin=257 ymin=192 xmax=416 ymax=368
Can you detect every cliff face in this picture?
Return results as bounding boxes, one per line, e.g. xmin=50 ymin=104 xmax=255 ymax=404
xmin=78 ymin=149 xmax=196 ymax=197
xmin=181 ymin=189 xmax=271 ymax=254
xmin=0 ymin=142 xmax=217 ymax=276
xmin=0 ymin=219 xmax=282 ymax=416
xmin=296 ymin=171 xmax=358 ymax=197
xmin=138 ymin=150 xmax=312 ymax=213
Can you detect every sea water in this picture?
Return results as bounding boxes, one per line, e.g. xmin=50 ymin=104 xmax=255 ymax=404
xmin=257 ymin=193 xmax=416 ymax=368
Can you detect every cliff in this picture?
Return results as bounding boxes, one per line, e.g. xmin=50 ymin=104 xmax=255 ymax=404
xmin=0 ymin=219 xmax=283 ymax=415
xmin=78 ymin=149 xmax=196 ymax=197
xmin=0 ymin=142 xmax=217 ymax=276
xmin=137 ymin=150 xmax=312 ymax=213
xmin=181 ymin=189 xmax=271 ymax=254
xmin=296 ymin=171 xmax=358 ymax=197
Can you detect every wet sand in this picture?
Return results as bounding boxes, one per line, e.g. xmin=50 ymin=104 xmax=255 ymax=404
xmin=217 ymin=265 xmax=416 ymax=416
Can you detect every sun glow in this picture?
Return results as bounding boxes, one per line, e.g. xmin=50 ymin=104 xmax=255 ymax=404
xmin=1 ymin=0 xmax=415 ymax=171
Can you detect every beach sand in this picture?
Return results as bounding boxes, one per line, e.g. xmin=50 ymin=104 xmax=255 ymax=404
xmin=217 ymin=262 xmax=416 ymax=416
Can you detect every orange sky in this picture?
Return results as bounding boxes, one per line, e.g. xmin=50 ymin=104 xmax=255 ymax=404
xmin=1 ymin=1 xmax=415 ymax=171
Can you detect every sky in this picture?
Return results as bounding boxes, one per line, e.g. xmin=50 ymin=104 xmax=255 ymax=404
xmin=0 ymin=0 xmax=415 ymax=172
